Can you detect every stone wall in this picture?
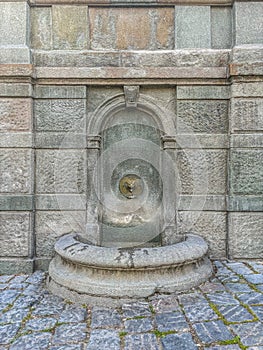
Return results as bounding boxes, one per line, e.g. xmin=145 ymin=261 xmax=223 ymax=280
xmin=0 ymin=0 xmax=262 ymax=273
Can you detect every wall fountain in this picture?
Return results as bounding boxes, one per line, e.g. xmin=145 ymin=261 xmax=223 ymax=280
xmin=48 ymin=86 xmax=213 ymax=306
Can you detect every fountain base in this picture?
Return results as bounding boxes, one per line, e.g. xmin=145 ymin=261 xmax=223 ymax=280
xmin=48 ymin=233 xmax=213 ymax=306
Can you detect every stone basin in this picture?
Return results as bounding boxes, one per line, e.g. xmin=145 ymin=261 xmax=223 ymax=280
xmin=48 ymin=233 xmax=213 ymax=306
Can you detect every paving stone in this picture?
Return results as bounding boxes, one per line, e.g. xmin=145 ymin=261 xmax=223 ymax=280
xmin=256 ymin=285 xmax=263 ymax=293
xmin=206 ymin=292 xmax=239 ymax=306
xmin=25 ymin=316 xmax=57 ymax=331
xmin=205 ymin=346 xmax=240 ymax=349
xmin=23 ymin=284 xmax=46 ymax=297
xmin=243 ymin=274 xmax=263 ymax=285
xmin=237 ymin=292 xmax=263 ymax=305
xmin=10 ymin=276 xmax=28 ymax=284
xmin=13 ymin=295 xmax=40 ymax=309
xmin=224 ymin=282 xmax=253 ymax=294
xmin=91 ymin=307 xmax=122 ymax=328
xmin=150 ymin=295 xmax=179 ymax=313
xmin=0 ymin=290 xmax=20 ymax=306
xmin=230 ymin=322 xmax=263 ymax=346
xmin=124 ymin=333 xmax=159 ymax=350
xmin=193 ymin=320 xmax=234 ymax=344
xmin=32 ymin=295 xmax=65 ymax=316
xmin=155 ymin=312 xmax=188 ymax=332
xmin=9 ymin=331 xmax=52 ymax=350
xmin=59 ymin=304 xmax=87 ymax=323
xmin=0 ymin=285 xmax=7 ymax=291
xmin=178 ymin=292 xmax=207 ymax=306
xmin=8 ymin=283 xmax=28 ymax=290
xmin=224 ymin=262 xmax=254 ymax=275
xmin=122 ymin=302 xmax=151 ymax=318
xmin=86 ymin=329 xmax=120 ymax=350
xmin=0 ymin=276 xmax=13 ymax=283
xmin=199 ymin=281 xmax=226 ymax=293
xmin=248 ymin=347 xmax=263 ymax=350
xmin=0 ymin=323 xmax=20 ymax=344
xmin=217 ymin=274 xmax=241 ymax=283
xmin=217 ymin=304 xmax=254 ymax=322
xmin=251 ymin=306 xmax=263 ymax=321
xmin=50 ymin=345 xmax=83 ymax=350
xmin=161 ymin=332 xmax=197 ymax=350
xmin=53 ymin=323 xmax=87 ymax=344
xmin=183 ymin=303 xmax=218 ymax=322
xmin=0 ymin=308 xmax=29 ymax=323
xmin=124 ymin=317 xmax=153 ymax=333
xmin=248 ymin=263 xmax=263 ymax=274
xmin=26 ymin=271 xmax=46 ymax=284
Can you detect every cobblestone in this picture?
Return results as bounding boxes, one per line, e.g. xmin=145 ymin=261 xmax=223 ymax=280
xmin=0 ymin=260 xmax=262 ymax=349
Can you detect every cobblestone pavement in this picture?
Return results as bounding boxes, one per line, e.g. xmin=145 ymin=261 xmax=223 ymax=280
xmin=0 ymin=261 xmax=263 ymax=349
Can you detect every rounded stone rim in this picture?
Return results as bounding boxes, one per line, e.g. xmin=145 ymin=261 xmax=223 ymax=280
xmin=55 ymin=233 xmax=208 ymax=269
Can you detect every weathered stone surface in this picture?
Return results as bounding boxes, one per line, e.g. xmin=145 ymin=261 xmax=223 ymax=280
xmin=211 ymin=6 xmax=232 ymax=49
xmin=34 ymin=85 xmax=86 ymax=99
xmin=217 ymin=304 xmax=254 ymax=322
xmin=228 ymin=196 xmax=263 ymax=212
xmin=206 ymin=292 xmax=239 ymax=306
xmin=91 ymin=307 xmax=122 ymax=329
xmin=177 ymin=150 xmax=227 ymax=195
xmin=0 ymin=260 xmax=33 ymax=274
xmin=230 ymin=150 xmax=263 ymax=195
xmin=234 ymin=2 xmax=263 ymax=45
xmin=176 ymin=134 xmax=229 ymax=149
xmin=0 ymin=133 xmax=32 ymax=148
xmin=36 ymin=150 xmax=86 ymax=194
xmin=232 ymin=83 xmax=263 ymax=98
xmin=0 ymin=196 xmax=33 ymax=211
xmin=122 ymin=302 xmax=152 ymax=318
xmin=0 ymin=84 xmax=32 ymax=98
xmin=231 ymin=135 xmax=263 ymax=149
xmin=155 ymin=312 xmax=188 ymax=332
xmin=125 ymin=334 xmax=159 ymax=350
xmin=230 ymin=322 xmax=263 ymax=347
xmin=124 ymin=317 xmax=153 ymax=333
xmin=193 ymin=320 xmax=234 ymax=343
xmin=183 ymin=303 xmax=218 ymax=322
xmin=31 ymin=7 xmax=52 ymax=49
xmin=178 ymin=292 xmax=207 ymax=306
xmin=0 ymin=213 xmax=30 ymax=257
xmin=178 ymin=195 xmax=226 ymax=211
xmin=87 ymin=330 xmax=120 ymax=350
xmin=178 ymin=211 xmax=227 ymax=258
xmin=35 ymin=99 xmax=85 ymax=132
xmin=89 ymin=7 xmax=174 ymax=50
xmin=175 ymin=6 xmax=211 ymax=48
xmin=177 ymin=101 xmax=228 ymax=133
xmin=229 ymin=213 xmax=263 ymax=259
xmin=0 ymin=2 xmax=29 ymax=46
xmin=177 ymin=86 xmax=230 ymax=100
xmin=0 ymin=323 xmax=20 ymax=345
xmin=9 ymin=332 xmax=52 ymax=350
xmin=35 ymin=132 xmax=86 ymax=149
xmin=237 ymin=292 xmax=263 ymax=306
xmin=35 ymin=194 xmax=86 ymax=210
xmin=140 ymin=86 xmax=176 ymax=114
xmin=0 ymin=98 xmax=32 ymax=132
xmin=231 ymin=99 xmax=263 ymax=131
xmin=0 ymin=149 xmax=32 ymax=193
xmin=25 ymin=316 xmax=57 ymax=331
xmin=35 ymin=211 xmax=85 ymax=257
xmin=0 ymin=47 xmax=30 ymax=64
xmin=53 ymin=323 xmax=87 ymax=344
xmin=52 ymin=5 xmax=88 ymax=49
xmin=59 ymin=304 xmax=87 ymax=323
xmin=87 ymin=86 xmax=122 ymax=114
xmin=161 ymin=333 xmax=197 ymax=350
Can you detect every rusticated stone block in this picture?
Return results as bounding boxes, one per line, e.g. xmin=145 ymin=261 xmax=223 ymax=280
xmin=52 ymin=5 xmax=88 ymax=49
xmin=229 ymin=213 xmax=263 ymax=258
xmin=232 ymin=82 xmax=263 ymax=98
xmin=231 ymin=99 xmax=263 ymax=132
xmin=0 ymin=195 xmax=33 ymax=211
xmin=34 ymin=85 xmax=86 ymax=99
xmin=177 ymin=101 xmax=228 ymax=134
xmin=0 ymin=84 xmax=32 ymax=98
xmin=0 ymin=98 xmax=32 ymax=132
xmin=0 ymin=213 xmax=31 ymax=257
xmin=230 ymin=150 xmax=263 ymax=195
xmin=234 ymin=2 xmax=263 ymax=45
xmin=0 ymin=133 xmax=32 ymax=148
xmin=211 ymin=6 xmax=232 ymax=49
xmin=36 ymin=150 xmax=86 ymax=194
xmin=35 ymin=99 xmax=85 ymax=132
xmin=178 ymin=211 xmax=227 ymax=258
xmin=0 ymin=149 xmax=32 ymax=193
xmin=35 ymin=211 xmax=85 ymax=257
xmin=0 ymin=259 xmax=33 ymax=274
xmin=175 ymin=6 xmax=211 ymax=49
xmin=177 ymin=86 xmax=230 ymax=100
xmin=0 ymin=2 xmax=29 ymax=46
xmin=89 ymin=7 xmax=174 ymax=50
xmin=31 ymin=7 xmax=52 ymax=49
xmin=177 ymin=150 xmax=227 ymax=195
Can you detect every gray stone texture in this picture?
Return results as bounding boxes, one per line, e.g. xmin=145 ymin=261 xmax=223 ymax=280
xmin=193 ymin=320 xmax=234 ymax=344
xmin=52 ymin=5 xmax=88 ymax=50
xmin=211 ymin=6 xmax=232 ymax=49
xmin=124 ymin=333 xmax=159 ymax=350
xmin=31 ymin=7 xmax=52 ymax=50
xmin=0 ymin=98 xmax=32 ymax=132
xmin=0 ymin=149 xmax=32 ymax=193
xmin=234 ymin=2 xmax=263 ymax=45
xmin=161 ymin=333 xmax=197 ymax=350
xmin=178 ymin=211 xmax=227 ymax=258
xmin=231 ymin=99 xmax=263 ymax=132
xmin=229 ymin=213 xmax=263 ymax=259
xmin=35 ymin=211 xmax=85 ymax=257
xmin=0 ymin=213 xmax=30 ymax=257
xmin=175 ymin=6 xmax=211 ymax=48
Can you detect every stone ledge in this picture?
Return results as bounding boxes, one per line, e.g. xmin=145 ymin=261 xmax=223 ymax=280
xmin=30 ymin=0 xmax=232 ymax=5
